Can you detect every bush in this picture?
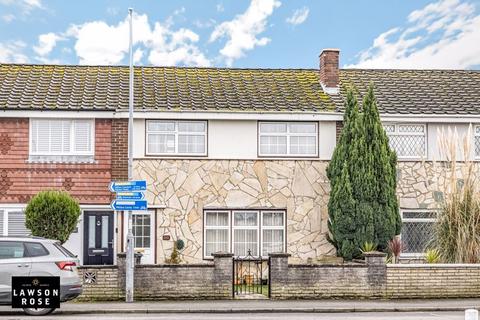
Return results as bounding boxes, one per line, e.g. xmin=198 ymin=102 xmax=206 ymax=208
xmin=25 ymin=190 xmax=81 ymax=244
xmin=425 ymin=249 xmax=441 ymax=264
xmin=327 ymin=85 xmax=401 ymax=260
xmin=433 ymin=126 xmax=480 ymax=263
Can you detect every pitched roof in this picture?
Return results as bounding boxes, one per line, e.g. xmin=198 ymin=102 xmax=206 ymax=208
xmin=0 ymin=64 xmax=334 ymax=113
xmin=0 ymin=63 xmax=479 ymax=115
xmin=339 ymin=69 xmax=480 ymax=115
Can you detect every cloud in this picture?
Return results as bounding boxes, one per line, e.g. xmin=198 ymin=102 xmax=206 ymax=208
xmin=63 ymin=12 xmax=210 ymax=66
xmin=0 ymin=40 xmax=29 ymax=63
xmin=216 ymin=3 xmax=224 ymax=12
xmin=2 ymin=14 xmax=15 ymax=23
xmin=286 ymin=6 xmax=309 ymax=26
xmin=210 ymin=0 xmax=281 ymax=66
xmin=348 ymin=0 xmax=480 ymax=69
xmin=0 ymin=0 xmax=42 ymax=13
xmin=33 ymin=32 xmax=62 ymax=56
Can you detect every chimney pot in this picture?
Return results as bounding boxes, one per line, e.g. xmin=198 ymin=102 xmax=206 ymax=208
xmin=319 ymin=48 xmax=340 ymax=94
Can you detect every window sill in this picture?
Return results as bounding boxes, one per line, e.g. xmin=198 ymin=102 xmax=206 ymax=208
xmin=27 ymin=155 xmax=96 ymax=164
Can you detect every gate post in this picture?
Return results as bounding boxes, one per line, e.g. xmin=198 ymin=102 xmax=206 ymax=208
xmin=212 ymin=252 xmax=234 ymax=299
xmin=269 ymin=253 xmax=290 ymax=299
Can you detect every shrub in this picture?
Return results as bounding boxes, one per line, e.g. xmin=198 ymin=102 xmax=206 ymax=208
xmin=361 ymin=242 xmax=377 ymax=253
xmin=25 ymin=190 xmax=81 ymax=244
xmin=327 ymin=85 xmax=401 ymax=260
xmin=165 ymin=241 xmax=182 ymax=264
xmin=433 ymin=126 xmax=480 ymax=263
xmin=425 ymin=248 xmax=441 ymax=264
xmin=388 ymin=237 xmax=403 ymax=264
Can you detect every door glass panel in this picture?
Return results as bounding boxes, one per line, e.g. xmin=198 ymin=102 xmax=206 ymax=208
xmin=101 ymin=215 xmax=108 ymax=248
xmin=88 ymin=216 xmax=95 ymax=248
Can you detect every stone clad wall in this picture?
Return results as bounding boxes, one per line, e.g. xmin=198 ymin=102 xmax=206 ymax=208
xmin=134 ymin=159 xmax=334 ymax=263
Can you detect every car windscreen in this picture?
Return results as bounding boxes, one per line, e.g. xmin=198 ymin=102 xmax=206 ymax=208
xmin=53 ymin=242 xmax=76 ymax=258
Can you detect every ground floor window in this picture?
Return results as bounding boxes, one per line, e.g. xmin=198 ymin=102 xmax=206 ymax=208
xmin=203 ymin=209 xmax=286 ymax=258
xmin=132 ymin=212 xmax=151 ymax=249
xmin=400 ymin=210 xmax=437 ymax=255
xmin=0 ymin=207 xmax=29 ymax=236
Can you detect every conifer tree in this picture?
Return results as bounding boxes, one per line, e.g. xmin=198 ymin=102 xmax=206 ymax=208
xmin=327 ymin=85 xmax=401 ymax=260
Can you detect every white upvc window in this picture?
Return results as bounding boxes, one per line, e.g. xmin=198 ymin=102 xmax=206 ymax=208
xmin=204 ymin=211 xmax=230 ymax=258
xmin=474 ymin=125 xmax=480 ymax=159
xmin=132 ymin=212 xmax=151 ymax=249
xmin=30 ymin=119 xmax=94 ymax=156
xmin=400 ymin=210 xmax=437 ymax=256
xmin=203 ymin=209 xmax=286 ymax=259
xmin=261 ymin=211 xmax=285 ymax=256
xmin=233 ymin=211 xmax=259 ymax=257
xmin=0 ymin=207 xmax=29 ymax=236
xmin=384 ymin=123 xmax=426 ymax=159
xmin=146 ymin=120 xmax=207 ymax=156
xmin=258 ymin=122 xmax=318 ymax=157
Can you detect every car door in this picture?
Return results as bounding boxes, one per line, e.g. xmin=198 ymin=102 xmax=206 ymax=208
xmin=0 ymin=241 xmax=31 ymax=303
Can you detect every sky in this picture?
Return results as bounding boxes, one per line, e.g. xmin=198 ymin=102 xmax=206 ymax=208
xmin=0 ymin=0 xmax=479 ymax=69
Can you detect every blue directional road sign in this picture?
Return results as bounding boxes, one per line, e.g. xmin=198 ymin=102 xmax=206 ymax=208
xmin=110 ymin=200 xmax=148 ymax=211
xmin=109 ymin=180 xmax=146 ymax=192
xmin=115 ymin=192 xmax=145 ymax=201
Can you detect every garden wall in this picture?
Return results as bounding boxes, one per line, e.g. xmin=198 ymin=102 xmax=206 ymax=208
xmin=77 ymin=252 xmax=480 ymax=301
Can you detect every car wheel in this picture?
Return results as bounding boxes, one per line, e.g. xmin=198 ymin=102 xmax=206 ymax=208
xmin=23 ymin=308 xmax=55 ymax=316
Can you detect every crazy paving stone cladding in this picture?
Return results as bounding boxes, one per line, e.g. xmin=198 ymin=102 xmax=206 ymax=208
xmin=0 ymin=118 xmax=117 ymax=204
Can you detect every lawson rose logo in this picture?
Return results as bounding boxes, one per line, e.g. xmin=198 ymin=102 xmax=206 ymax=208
xmin=12 ymin=277 xmax=60 ymax=308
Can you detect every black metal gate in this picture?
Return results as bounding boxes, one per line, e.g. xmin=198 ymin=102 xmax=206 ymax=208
xmin=233 ymin=250 xmax=270 ymax=298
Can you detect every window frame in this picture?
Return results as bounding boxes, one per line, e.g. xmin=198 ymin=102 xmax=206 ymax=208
xmin=203 ymin=210 xmax=231 ymax=259
xmin=258 ymin=121 xmax=319 ymax=158
xmin=131 ymin=211 xmax=153 ymax=249
xmin=232 ymin=210 xmax=260 ymax=257
xmin=260 ymin=210 xmax=287 ymax=256
xmin=474 ymin=125 xmax=480 ymax=159
xmin=29 ymin=118 xmax=95 ymax=156
xmin=145 ymin=120 xmax=208 ymax=156
xmin=400 ymin=209 xmax=437 ymax=257
xmin=0 ymin=207 xmax=29 ymax=236
xmin=383 ymin=123 xmax=427 ymax=160
xmin=203 ymin=209 xmax=286 ymax=259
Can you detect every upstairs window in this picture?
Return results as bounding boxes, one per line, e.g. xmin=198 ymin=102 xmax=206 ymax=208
xmin=258 ymin=122 xmax=318 ymax=157
xmin=30 ymin=119 xmax=94 ymax=156
xmin=384 ymin=123 xmax=426 ymax=159
xmin=146 ymin=120 xmax=207 ymax=156
xmin=475 ymin=125 xmax=480 ymax=159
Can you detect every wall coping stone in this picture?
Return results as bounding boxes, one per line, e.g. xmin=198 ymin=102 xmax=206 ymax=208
xmin=387 ymin=263 xmax=480 ymax=268
xmin=269 ymin=253 xmax=291 ymax=258
xmin=79 ymin=265 xmax=118 ymax=270
xmin=136 ymin=264 xmax=214 ymax=268
xmin=289 ymin=263 xmax=366 ymax=268
xmin=363 ymin=251 xmax=387 ymax=258
xmin=212 ymin=252 xmax=234 ymax=258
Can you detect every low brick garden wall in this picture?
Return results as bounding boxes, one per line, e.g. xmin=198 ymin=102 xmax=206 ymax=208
xmin=77 ymin=252 xmax=233 ymax=301
xmin=77 ymin=252 xmax=480 ymax=300
xmin=386 ymin=264 xmax=480 ymax=298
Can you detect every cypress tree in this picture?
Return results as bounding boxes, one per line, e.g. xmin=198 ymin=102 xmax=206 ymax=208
xmin=327 ymin=85 xmax=401 ymax=260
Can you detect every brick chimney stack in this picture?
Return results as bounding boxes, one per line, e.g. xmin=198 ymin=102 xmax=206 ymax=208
xmin=319 ymin=48 xmax=340 ymax=94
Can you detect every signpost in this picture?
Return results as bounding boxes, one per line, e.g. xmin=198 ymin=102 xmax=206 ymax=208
xmin=109 ymin=181 xmax=147 ymax=193
xmin=111 ymin=200 xmax=147 ymax=211
xmin=115 ymin=192 xmax=145 ymax=201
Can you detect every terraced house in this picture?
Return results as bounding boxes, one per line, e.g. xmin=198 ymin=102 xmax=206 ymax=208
xmin=1 ymin=49 xmax=479 ymax=265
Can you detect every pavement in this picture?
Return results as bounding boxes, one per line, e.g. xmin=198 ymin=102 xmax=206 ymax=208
xmin=1 ymin=299 xmax=480 ymax=315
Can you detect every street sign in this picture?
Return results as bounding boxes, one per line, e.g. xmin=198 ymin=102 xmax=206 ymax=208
xmin=110 ymin=200 xmax=147 ymax=211
xmin=115 ymin=192 xmax=145 ymax=201
xmin=109 ymin=180 xmax=146 ymax=192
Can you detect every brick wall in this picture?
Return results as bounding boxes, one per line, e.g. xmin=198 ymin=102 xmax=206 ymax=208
xmin=269 ymin=252 xmax=385 ymax=299
xmin=111 ymin=119 xmax=128 ymax=181
xmin=386 ymin=264 xmax=480 ymax=298
xmin=0 ymin=118 xmax=114 ymax=204
xmin=76 ymin=253 xmax=233 ymax=301
xmin=77 ymin=266 xmax=121 ymax=301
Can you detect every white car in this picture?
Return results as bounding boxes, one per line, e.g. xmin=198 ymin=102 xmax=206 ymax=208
xmin=0 ymin=236 xmax=82 ymax=316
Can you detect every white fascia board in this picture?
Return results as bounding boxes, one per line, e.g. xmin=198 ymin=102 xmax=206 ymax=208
xmin=3 ymin=109 xmax=480 ymax=123
xmin=121 ymin=111 xmax=344 ymax=121
xmin=1 ymin=110 xmax=117 ymax=119
xmin=380 ymin=114 xmax=480 ymax=123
